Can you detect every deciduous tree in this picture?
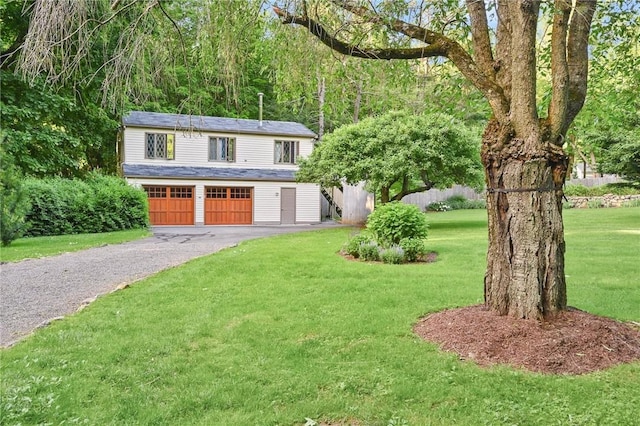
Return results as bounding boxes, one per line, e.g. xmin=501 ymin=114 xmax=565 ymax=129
xmin=274 ymin=0 xmax=602 ymax=319
xmin=296 ymin=110 xmax=482 ymax=203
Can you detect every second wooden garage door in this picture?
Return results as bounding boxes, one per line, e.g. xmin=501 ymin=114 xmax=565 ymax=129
xmin=205 ymin=187 xmax=253 ymax=225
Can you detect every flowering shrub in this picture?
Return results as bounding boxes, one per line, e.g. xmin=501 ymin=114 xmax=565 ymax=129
xmin=426 ymin=202 xmax=451 ymax=212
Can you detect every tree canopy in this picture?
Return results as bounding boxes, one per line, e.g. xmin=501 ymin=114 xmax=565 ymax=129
xmin=297 ymin=111 xmax=483 ymax=203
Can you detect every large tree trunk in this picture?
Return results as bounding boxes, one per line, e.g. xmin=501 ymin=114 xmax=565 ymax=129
xmin=482 ymin=120 xmax=569 ymax=319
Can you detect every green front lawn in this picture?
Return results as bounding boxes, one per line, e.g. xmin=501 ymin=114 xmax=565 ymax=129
xmin=0 ymin=229 xmax=151 ymax=263
xmin=1 ymin=209 xmax=638 ymax=425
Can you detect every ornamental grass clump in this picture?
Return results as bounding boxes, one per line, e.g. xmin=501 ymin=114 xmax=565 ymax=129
xmin=358 ymin=241 xmax=380 ymax=261
xmin=380 ymin=245 xmax=405 ymax=264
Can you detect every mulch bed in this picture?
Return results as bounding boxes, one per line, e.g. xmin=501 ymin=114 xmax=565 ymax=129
xmin=414 ymin=305 xmax=640 ymax=375
xmin=339 ymin=251 xmax=438 ymax=263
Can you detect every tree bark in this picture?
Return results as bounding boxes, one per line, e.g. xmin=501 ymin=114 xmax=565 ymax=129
xmin=482 ymin=120 xmax=569 ymax=319
xmin=380 ymin=186 xmax=390 ymax=204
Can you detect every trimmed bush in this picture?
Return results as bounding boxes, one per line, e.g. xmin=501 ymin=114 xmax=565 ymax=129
xmin=399 ymin=237 xmax=426 ymax=262
xmin=367 ymin=202 xmax=428 ymax=246
xmin=23 ymin=174 xmax=149 ymax=237
xmin=426 ymin=201 xmax=451 ymax=212
xmin=564 ymin=183 xmax=640 ymax=197
xmin=587 ymin=199 xmax=604 ymax=209
xmin=380 ymin=245 xmax=405 ymax=264
xmin=358 ymin=241 xmax=380 ymax=261
xmin=0 ymin=152 xmax=29 ymax=246
xmin=445 ymin=195 xmax=487 ymax=210
xmin=427 ymin=196 xmax=486 ymax=211
xmin=343 ymin=233 xmax=373 ymax=258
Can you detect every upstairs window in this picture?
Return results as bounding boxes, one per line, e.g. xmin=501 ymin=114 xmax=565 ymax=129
xmin=209 ymin=137 xmax=235 ymax=162
xmin=274 ymin=140 xmax=299 ymax=164
xmin=145 ymin=133 xmax=174 ymax=159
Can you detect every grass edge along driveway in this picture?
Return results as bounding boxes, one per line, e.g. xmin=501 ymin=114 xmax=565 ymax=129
xmin=0 ymin=229 xmax=151 ymax=263
xmin=1 ymin=208 xmax=639 ymax=425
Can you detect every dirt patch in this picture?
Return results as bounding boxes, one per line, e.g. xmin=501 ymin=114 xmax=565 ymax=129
xmin=414 ymin=305 xmax=640 ymax=375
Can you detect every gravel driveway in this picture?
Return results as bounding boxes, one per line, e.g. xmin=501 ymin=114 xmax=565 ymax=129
xmin=0 ymin=223 xmax=341 ymax=348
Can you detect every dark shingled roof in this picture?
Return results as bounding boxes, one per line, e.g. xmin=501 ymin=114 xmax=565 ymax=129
xmin=123 ymin=164 xmax=297 ymax=182
xmin=122 ymin=111 xmax=317 ymax=139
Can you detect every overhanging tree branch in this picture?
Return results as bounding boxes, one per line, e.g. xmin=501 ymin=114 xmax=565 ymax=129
xmin=548 ymin=0 xmax=572 ymax=143
xmin=334 ymin=0 xmax=509 ymax=121
xmin=506 ymin=0 xmax=540 ymax=138
xmin=494 ymin=0 xmax=513 ymax=104
xmin=273 ymin=7 xmax=447 ymax=59
xmin=274 ymin=3 xmax=509 ymax=123
xmin=563 ymin=0 xmax=597 ymax=136
xmin=466 ymin=0 xmax=496 ymax=80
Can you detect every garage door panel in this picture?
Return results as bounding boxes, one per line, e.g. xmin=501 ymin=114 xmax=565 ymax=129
xmin=205 ymin=187 xmax=252 ymax=225
xmin=148 ymin=198 xmax=168 ymax=224
xmin=144 ymin=185 xmax=194 ymax=225
xmin=205 ymin=198 xmax=228 ymax=224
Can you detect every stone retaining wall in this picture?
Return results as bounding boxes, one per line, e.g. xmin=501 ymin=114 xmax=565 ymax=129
xmin=566 ymin=194 xmax=640 ymax=208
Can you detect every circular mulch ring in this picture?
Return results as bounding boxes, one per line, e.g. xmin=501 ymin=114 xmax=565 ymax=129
xmin=414 ymin=305 xmax=640 ymax=375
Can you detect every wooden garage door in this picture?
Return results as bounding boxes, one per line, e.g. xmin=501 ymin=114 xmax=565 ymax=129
xmin=205 ymin=187 xmax=252 ymax=225
xmin=144 ymin=186 xmax=194 ymax=225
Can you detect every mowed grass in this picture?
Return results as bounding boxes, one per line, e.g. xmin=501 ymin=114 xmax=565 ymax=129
xmin=0 ymin=229 xmax=151 ymax=263
xmin=1 ymin=209 xmax=638 ymax=425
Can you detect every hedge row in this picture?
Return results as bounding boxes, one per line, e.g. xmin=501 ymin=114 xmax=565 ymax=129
xmin=23 ymin=174 xmax=149 ymax=237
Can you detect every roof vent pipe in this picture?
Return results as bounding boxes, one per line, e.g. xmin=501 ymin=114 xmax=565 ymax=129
xmin=258 ymin=92 xmax=264 ymax=127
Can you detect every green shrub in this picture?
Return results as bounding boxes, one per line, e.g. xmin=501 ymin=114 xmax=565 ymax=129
xmin=358 ymin=241 xmax=380 ymax=261
xmin=623 ymin=198 xmax=640 ymax=207
xmin=367 ymin=202 xmax=428 ymax=246
xmin=23 ymin=174 xmax=149 ymax=237
xmin=587 ymin=199 xmax=604 ymax=209
xmin=564 ymin=183 xmax=640 ymax=197
xmin=343 ymin=233 xmax=373 ymax=258
xmin=444 ymin=195 xmax=486 ymax=210
xmin=426 ymin=201 xmax=451 ymax=212
xmin=399 ymin=237 xmax=426 ymax=262
xmin=380 ymin=245 xmax=405 ymax=264
xmin=0 ymin=152 xmax=30 ymax=246
xmin=444 ymin=195 xmax=467 ymax=206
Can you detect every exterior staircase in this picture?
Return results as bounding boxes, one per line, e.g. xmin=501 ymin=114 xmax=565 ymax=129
xmin=321 ymin=187 xmax=343 ymax=218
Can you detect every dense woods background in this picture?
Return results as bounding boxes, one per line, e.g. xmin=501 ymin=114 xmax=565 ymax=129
xmin=1 ymin=0 xmax=637 ymax=180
